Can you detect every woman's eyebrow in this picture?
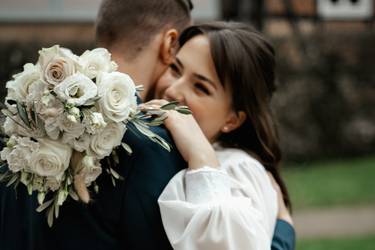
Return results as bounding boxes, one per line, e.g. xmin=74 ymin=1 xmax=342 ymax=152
xmin=193 ymin=74 xmax=216 ymax=89
xmin=177 ymin=56 xmax=217 ymax=89
xmin=176 ymin=57 xmax=184 ymax=70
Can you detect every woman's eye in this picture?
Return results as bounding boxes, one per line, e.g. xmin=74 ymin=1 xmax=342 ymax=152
xmin=194 ymin=83 xmax=210 ymax=95
xmin=169 ymin=63 xmax=181 ymax=77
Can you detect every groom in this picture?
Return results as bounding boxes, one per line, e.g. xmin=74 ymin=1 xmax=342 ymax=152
xmin=0 ymin=0 xmax=294 ymax=250
xmin=96 ymin=0 xmax=294 ymax=249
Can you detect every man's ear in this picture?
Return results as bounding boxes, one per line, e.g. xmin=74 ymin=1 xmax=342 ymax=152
xmin=221 ymin=111 xmax=247 ymax=134
xmin=160 ymin=28 xmax=179 ymax=65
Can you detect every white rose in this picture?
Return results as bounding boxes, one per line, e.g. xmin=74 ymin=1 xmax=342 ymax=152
xmin=97 ymin=72 xmax=137 ymax=123
xmin=70 ymin=133 xmax=91 ymax=152
xmin=58 ymin=114 xmax=85 ymax=142
xmin=77 ymin=155 xmax=102 ymax=185
xmin=3 ymin=136 xmax=39 ymax=172
xmin=6 ymin=63 xmax=40 ymax=102
xmin=89 ymin=122 xmax=125 ymax=159
xmin=54 ymin=73 xmax=98 ymax=106
xmin=29 ymin=138 xmax=72 ymax=177
xmin=79 ymin=48 xmax=118 ymax=79
xmin=38 ymin=45 xmax=78 ymax=87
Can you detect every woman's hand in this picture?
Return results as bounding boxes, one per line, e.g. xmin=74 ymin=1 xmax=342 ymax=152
xmin=141 ymin=100 xmax=219 ymax=170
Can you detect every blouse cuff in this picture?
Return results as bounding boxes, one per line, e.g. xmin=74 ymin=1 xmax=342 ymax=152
xmin=185 ymin=166 xmax=232 ymax=204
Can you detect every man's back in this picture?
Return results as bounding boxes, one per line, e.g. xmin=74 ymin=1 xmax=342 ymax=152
xmin=0 ymin=125 xmax=186 ymax=250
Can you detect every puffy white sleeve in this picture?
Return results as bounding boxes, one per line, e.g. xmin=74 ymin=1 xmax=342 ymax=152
xmin=158 ymin=149 xmax=278 ymax=250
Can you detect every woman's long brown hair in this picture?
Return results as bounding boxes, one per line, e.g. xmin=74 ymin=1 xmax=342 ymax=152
xmin=179 ymin=22 xmax=291 ymax=210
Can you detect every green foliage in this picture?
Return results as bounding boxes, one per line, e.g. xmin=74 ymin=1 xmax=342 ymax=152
xmin=283 ymin=157 xmax=375 ymax=209
xmin=297 ymin=235 xmax=375 ymax=250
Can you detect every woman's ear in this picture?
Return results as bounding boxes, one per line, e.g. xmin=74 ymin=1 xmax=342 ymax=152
xmin=221 ymin=111 xmax=247 ymax=133
xmin=160 ymin=29 xmax=179 ymax=65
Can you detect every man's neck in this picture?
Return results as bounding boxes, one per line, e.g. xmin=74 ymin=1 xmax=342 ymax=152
xmin=111 ymin=49 xmax=159 ymax=102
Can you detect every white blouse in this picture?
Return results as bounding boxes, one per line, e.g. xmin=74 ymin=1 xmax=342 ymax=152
xmin=158 ymin=146 xmax=278 ymax=250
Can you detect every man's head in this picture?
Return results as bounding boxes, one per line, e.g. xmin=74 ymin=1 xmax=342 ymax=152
xmin=95 ymin=0 xmax=193 ymax=99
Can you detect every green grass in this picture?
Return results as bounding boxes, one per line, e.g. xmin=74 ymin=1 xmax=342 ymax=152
xmin=297 ymin=235 xmax=375 ymax=250
xmin=282 ymin=156 xmax=375 ymax=209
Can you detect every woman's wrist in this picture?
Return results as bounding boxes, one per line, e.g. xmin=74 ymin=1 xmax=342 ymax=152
xmin=188 ymin=146 xmax=219 ymax=170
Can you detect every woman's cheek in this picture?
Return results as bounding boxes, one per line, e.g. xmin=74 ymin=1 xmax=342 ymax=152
xmin=156 ymin=74 xmax=173 ymax=99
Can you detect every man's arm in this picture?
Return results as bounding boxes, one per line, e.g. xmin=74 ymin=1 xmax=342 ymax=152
xmin=118 ymin=125 xmax=186 ymax=249
xmin=272 ymin=219 xmax=296 ymax=250
xmin=269 ymin=173 xmax=296 ymax=250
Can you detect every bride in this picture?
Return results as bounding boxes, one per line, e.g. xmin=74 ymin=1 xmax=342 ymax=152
xmin=144 ymin=21 xmax=292 ymax=250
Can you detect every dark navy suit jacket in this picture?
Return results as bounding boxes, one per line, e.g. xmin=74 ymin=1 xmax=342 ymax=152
xmin=0 ymin=124 xmax=295 ymax=250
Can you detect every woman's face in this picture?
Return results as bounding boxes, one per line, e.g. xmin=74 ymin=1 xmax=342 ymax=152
xmin=155 ymin=35 xmax=236 ymax=142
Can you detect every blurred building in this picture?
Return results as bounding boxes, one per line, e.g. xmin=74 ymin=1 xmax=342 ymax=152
xmin=0 ymin=0 xmax=221 ymax=44
xmin=221 ymin=0 xmax=374 ymax=35
xmin=0 ymin=0 xmax=374 ymax=159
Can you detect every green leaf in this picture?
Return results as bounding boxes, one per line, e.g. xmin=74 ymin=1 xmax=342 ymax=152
xmin=176 ymin=106 xmax=192 ymax=115
xmin=27 ymin=183 xmax=33 ymax=195
xmin=121 ymin=142 xmax=133 ymax=155
xmin=68 ymin=189 xmax=79 ymax=201
xmin=136 ymin=85 xmax=144 ymax=92
xmin=54 ymin=202 xmax=60 ymax=218
xmin=133 ymin=121 xmax=171 ymax=152
xmin=161 ymin=101 xmax=179 ymax=110
xmin=111 ymin=176 xmax=116 ymax=187
xmin=47 ymin=206 xmax=54 ymax=227
xmin=94 ymin=183 xmax=99 ymax=194
xmin=16 ymin=102 xmax=31 ymax=128
xmin=36 ymin=198 xmax=54 ymax=212
xmin=6 ymin=174 xmax=18 ymax=187
xmin=110 ymin=167 xmax=121 ymax=179
xmin=37 ymin=192 xmax=46 ymax=205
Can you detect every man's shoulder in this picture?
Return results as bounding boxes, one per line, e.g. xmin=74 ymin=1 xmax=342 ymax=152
xmin=120 ymin=123 xmax=186 ymax=176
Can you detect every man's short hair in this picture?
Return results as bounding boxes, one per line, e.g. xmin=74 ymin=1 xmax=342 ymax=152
xmin=96 ymin=0 xmax=192 ymax=59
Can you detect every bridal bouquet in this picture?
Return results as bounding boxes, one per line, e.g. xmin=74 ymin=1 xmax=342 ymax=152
xmin=0 ymin=45 xmax=188 ymax=226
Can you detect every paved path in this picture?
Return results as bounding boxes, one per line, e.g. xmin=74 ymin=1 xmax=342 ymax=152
xmin=294 ymin=205 xmax=375 ymax=239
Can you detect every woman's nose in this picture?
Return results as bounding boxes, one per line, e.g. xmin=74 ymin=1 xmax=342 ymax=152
xmin=163 ymin=82 xmax=185 ymax=104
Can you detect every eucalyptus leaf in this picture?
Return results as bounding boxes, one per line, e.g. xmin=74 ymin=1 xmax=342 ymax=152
xmin=54 ymin=202 xmax=60 ymax=218
xmin=47 ymin=206 xmax=54 ymax=227
xmin=16 ymin=102 xmax=31 ymax=128
xmin=94 ymin=184 xmax=99 ymax=194
xmin=1 ymin=109 xmax=14 ymax=117
xmin=133 ymin=121 xmax=171 ymax=151
xmin=136 ymin=85 xmax=144 ymax=92
xmin=111 ymin=176 xmax=116 ymax=187
xmin=176 ymin=106 xmax=192 ymax=115
xmin=161 ymin=101 xmax=179 ymax=110
xmin=121 ymin=142 xmax=133 ymax=155
xmin=69 ymin=189 xmax=79 ymax=201
xmin=37 ymin=192 xmax=46 ymax=205
xmin=27 ymin=183 xmax=33 ymax=195
xmin=36 ymin=198 xmax=54 ymax=212
xmin=146 ymin=110 xmax=166 ymax=116
xmin=57 ymin=190 xmax=68 ymax=206
xmin=109 ymin=168 xmax=120 ymax=179
xmin=6 ymin=174 xmax=18 ymax=187
xmin=111 ymin=150 xmax=120 ymax=164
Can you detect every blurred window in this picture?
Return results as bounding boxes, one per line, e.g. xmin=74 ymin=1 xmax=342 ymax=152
xmin=317 ymin=0 xmax=373 ymax=20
